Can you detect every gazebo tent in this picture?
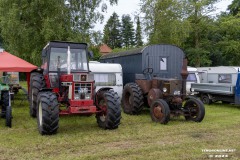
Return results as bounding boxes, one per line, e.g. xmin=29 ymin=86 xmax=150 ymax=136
xmin=0 ymin=51 xmax=37 ymax=72
xmin=0 ymin=51 xmax=37 ymax=93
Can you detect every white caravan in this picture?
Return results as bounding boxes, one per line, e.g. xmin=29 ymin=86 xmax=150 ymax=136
xmin=89 ymin=61 xmax=123 ymax=98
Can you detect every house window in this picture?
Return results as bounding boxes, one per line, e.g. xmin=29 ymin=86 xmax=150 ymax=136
xmin=218 ymin=74 xmax=232 ymax=83
xmin=160 ymin=57 xmax=167 ymax=70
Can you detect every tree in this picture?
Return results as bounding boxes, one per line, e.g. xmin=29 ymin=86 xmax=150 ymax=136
xmin=211 ymin=13 xmax=240 ymax=66
xmin=140 ymin=0 xmax=220 ymax=67
xmin=0 ymin=0 xmax=69 ymax=65
xmin=135 ymin=16 xmax=143 ymax=47
xmin=103 ymin=12 xmax=122 ymax=49
xmin=0 ymin=0 xmax=118 ymax=65
xmin=121 ymin=14 xmax=135 ymax=48
xmin=140 ymin=0 xmax=191 ymax=46
xmin=184 ymin=0 xmax=220 ymax=67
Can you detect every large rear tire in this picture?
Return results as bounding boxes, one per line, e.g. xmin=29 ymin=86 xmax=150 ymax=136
xmin=122 ymin=83 xmax=144 ymax=115
xmin=29 ymin=72 xmax=46 ymax=117
xmin=37 ymin=91 xmax=59 ymax=135
xmin=150 ymin=99 xmax=170 ymax=124
xmin=96 ymin=90 xmax=121 ymax=129
xmin=184 ymin=98 xmax=205 ymax=122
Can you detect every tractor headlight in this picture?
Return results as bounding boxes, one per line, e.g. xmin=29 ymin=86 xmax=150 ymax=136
xmin=163 ymin=87 xmax=167 ymax=93
xmin=74 ymin=94 xmax=80 ymax=100
xmin=85 ymin=93 xmax=91 ymax=100
xmin=173 ymin=90 xmax=181 ymax=96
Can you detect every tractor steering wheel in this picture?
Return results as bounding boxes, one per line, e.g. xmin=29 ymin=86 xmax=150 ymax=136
xmin=143 ymin=68 xmax=153 ymax=75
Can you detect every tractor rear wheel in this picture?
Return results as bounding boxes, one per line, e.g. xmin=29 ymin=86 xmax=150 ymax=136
xmin=6 ymin=105 xmax=12 ymax=128
xmin=150 ymin=99 xmax=170 ymax=124
xmin=29 ymin=72 xmax=46 ymax=117
xmin=37 ymin=91 xmax=59 ymax=135
xmin=184 ymin=98 xmax=205 ymax=122
xmin=96 ymin=90 xmax=121 ymax=129
xmin=1 ymin=91 xmax=9 ymax=118
xmin=122 ymin=83 xmax=144 ymax=115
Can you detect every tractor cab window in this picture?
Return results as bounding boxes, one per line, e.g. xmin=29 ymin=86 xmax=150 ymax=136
xmin=49 ymin=47 xmax=88 ymax=72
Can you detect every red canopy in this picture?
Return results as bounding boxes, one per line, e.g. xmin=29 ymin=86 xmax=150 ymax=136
xmin=0 ymin=51 xmax=37 ymax=72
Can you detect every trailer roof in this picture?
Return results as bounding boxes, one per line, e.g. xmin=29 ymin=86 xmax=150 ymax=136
xmin=197 ymin=66 xmax=240 ymax=74
xmin=89 ymin=62 xmax=122 ymax=73
xmin=100 ymin=47 xmax=145 ymax=59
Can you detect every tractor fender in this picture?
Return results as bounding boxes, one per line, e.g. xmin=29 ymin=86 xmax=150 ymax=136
xmin=30 ymin=68 xmax=43 ymax=74
xmin=147 ymin=88 xmax=162 ymax=106
xmin=95 ymin=87 xmax=113 ymax=103
xmin=184 ymin=95 xmax=198 ymax=101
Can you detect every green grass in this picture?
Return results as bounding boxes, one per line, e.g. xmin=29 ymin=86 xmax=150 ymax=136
xmin=0 ymin=84 xmax=240 ymax=159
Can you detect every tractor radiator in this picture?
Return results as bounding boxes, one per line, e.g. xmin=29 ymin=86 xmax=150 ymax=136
xmin=74 ymin=83 xmax=92 ymax=100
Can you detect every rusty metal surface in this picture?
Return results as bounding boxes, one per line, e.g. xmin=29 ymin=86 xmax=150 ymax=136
xmin=135 ymin=80 xmax=152 ymax=94
xmin=181 ymin=58 xmax=188 ymax=99
xmin=153 ymin=105 xmax=164 ymax=120
xmin=147 ymin=88 xmax=162 ymax=106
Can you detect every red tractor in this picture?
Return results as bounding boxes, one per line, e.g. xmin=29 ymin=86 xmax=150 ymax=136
xmin=29 ymin=41 xmax=121 ymax=135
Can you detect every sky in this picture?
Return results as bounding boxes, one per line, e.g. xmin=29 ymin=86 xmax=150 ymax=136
xmin=94 ymin=0 xmax=233 ymax=32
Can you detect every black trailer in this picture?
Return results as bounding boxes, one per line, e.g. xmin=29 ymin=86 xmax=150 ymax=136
xmin=100 ymin=44 xmax=185 ymax=85
xmin=100 ymin=44 xmax=205 ymax=124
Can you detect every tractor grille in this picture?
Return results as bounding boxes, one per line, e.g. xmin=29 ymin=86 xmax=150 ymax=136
xmin=74 ymin=83 xmax=92 ymax=100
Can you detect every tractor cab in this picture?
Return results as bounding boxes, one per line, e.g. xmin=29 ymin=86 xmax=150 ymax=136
xmin=41 ymin=41 xmax=91 ymax=87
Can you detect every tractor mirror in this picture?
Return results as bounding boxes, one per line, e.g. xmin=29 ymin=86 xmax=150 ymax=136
xmin=88 ymin=51 xmax=94 ymax=58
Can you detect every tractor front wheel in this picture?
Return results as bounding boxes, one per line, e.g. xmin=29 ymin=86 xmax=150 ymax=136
xmin=184 ymin=98 xmax=205 ymax=122
xmin=150 ymin=99 xmax=170 ymax=124
xmin=6 ymin=105 xmax=12 ymax=128
xmin=37 ymin=91 xmax=59 ymax=135
xmin=96 ymin=90 xmax=121 ymax=129
xmin=122 ymin=83 xmax=144 ymax=115
xmin=1 ymin=91 xmax=9 ymax=118
xmin=29 ymin=72 xmax=46 ymax=117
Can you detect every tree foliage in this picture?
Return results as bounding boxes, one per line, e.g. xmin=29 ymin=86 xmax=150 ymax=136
xmin=0 ymin=0 xmax=118 ymax=65
xmin=228 ymin=0 xmax=240 ymax=16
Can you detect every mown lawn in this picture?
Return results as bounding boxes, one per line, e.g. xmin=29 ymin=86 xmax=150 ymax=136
xmin=0 ymin=85 xmax=240 ymax=160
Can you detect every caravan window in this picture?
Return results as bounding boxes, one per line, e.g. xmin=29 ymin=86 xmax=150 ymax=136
xmin=92 ymin=73 xmax=116 ymax=86
xmin=218 ymin=74 xmax=232 ymax=83
xmin=187 ymin=73 xmax=197 ymax=82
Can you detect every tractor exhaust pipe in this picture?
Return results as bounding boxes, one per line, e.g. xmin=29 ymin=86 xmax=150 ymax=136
xmin=181 ymin=58 xmax=188 ymax=99
xmin=67 ymin=46 xmax=71 ymax=75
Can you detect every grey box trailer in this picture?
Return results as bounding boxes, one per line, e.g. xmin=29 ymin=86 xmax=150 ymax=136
xmin=100 ymin=44 xmax=205 ymax=124
xmin=100 ymin=44 xmax=184 ymax=86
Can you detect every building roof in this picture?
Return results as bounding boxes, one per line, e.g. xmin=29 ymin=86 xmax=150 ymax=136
xmin=99 ymin=44 xmax=112 ymax=54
